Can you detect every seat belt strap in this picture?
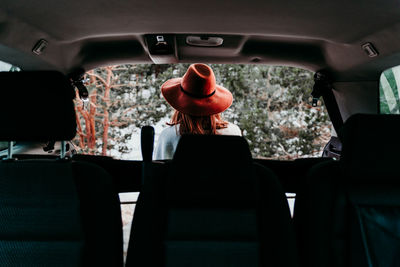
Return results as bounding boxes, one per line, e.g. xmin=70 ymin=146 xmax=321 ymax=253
xmin=311 ymin=71 xmax=344 ymax=137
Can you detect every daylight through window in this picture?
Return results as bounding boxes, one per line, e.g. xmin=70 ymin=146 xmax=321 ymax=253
xmin=73 ymin=64 xmax=331 ymax=160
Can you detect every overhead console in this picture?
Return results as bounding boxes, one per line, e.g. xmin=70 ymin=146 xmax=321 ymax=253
xmin=142 ymin=34 xmax=326 ymax=72
xmin=145 ymin=34 xmax=178 ymax=64
xmin=144 ymin=34 xmax=245 ymax=64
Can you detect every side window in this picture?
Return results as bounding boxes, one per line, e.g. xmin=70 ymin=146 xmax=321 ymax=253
xmin=380 ymin=65 xmax=400 ymax=114
xmin=0 ymin=60 xmax=20 ymax=153
xmin=0 ymin=142 xmax=8 ymax=151
xmin=0 ymin=60 xmax=20 ymax=72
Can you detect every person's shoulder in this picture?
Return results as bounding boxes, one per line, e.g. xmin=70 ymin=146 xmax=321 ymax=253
xmin=159 ymin=125 xmax=178 ymax=136
xmin=227 ymin=123 xmax=242 ymax=136
xmin=158 ymin=125 xmax=180 ymax=144
xmin=155 ymin=125 xmax=180 ymax=160
xmin=217 ymin=122 xmax=242 ymax=136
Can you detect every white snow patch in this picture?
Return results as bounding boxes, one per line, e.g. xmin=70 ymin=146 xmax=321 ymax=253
xmin=109 ymin=115 xmax=171 ymax=160
xmin=141 ymin=89 xmax=151 ymax=99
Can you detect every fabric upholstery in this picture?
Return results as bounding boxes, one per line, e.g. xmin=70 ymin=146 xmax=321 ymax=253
xmin=0 ymin=160 xmax=123 ymax=267
xmin=72 ymin=161 xmax=124 ymax=267
xmin=0 ymin=161 xmax=83 ymax=266
xmin=356 ymin=206 xmax=400 ymax=266
xmin=127 ymin=135 xmax=297 ymax=267
xmin=340 ymin=113 xmax=400 ymax=177
xmin=254 ymin=158 xmax=330 ymax=193
xmin=71 ymin=154 xmax=142 ymax=193
xmin=295 ymin=114 xmax=400 ymax=267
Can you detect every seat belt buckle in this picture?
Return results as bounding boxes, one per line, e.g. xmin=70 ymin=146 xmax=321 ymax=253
xmin=312 ymin=97 xmax=319 ymax=107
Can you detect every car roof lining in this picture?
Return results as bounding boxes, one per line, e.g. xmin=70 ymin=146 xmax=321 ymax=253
xmin=1 ymin=0 xmax=400 ymax=81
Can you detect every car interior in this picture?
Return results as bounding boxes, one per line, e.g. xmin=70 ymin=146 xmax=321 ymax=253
xmin=0 ymin=0 xmax=400 ymax=266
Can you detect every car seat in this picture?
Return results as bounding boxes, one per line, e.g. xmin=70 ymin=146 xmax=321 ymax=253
xmin=0 ymin=71 xmax=123 ymax=266
xmin=294 ymin=114 xmax=400 ymax=267
xmin=126 ymin=135 xmax=298 ymax=267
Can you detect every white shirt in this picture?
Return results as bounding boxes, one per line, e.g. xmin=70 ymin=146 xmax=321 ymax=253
xmin=155 ymin=123 xmax=242 ymax=160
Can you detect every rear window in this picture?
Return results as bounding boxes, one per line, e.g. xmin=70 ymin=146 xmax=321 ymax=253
xmin=73 ymin=64 xmax=331 ymax=160
xmin=380 ymin=65 xmax=400 ymax=114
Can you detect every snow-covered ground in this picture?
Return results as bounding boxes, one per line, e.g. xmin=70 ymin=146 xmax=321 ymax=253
xmin=110 ymin=116 xmax=170 ymax=160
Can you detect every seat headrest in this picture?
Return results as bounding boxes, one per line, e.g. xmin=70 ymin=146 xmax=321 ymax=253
xmin=341 ymin=114 xmax=400 ymax=176
xmin=169 ymin=135 xmax=254 ymax=204
xmin=0 ymin=71 xmax=76 ymax=141
xmin=173 ymin=135 xmax=252 ymax=165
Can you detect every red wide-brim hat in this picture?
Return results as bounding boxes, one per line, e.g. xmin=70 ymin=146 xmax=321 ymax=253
xmin=161 ymin=64 xmax=233 ymax=116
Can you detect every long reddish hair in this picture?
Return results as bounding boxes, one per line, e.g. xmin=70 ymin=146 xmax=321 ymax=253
xmin=167 ymin=110 xmax=228 ymax=135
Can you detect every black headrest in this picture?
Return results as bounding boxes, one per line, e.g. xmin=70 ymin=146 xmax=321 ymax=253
xmin=341 ymin=114 xmax=400 ymax=176
xmin=169 ymin=135 xmax=254 ymax=204
xmin=0 ymin=71 xmax=76 ymax=141
xmin=173 ymin=135 xmax=252 ymax=165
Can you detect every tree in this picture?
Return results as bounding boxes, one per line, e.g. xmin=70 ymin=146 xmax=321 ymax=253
xmin=211 ymin=64 xmax=331 ymax=159
xmin=74 ymin=64 xmax=173 ymax=155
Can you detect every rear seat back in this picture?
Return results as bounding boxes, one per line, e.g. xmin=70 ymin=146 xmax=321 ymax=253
xmin=294 ymin=114 xmax=400 ymax=267
xmin=127 ymin=135 xmax=298 ymax=267
xmin=254 ymin=158 xmax=331 ymax=193
xmin=71 ymin=154 xmax=143 ymax=193
xmin=0 ymin=72 xmax=123 ymax=266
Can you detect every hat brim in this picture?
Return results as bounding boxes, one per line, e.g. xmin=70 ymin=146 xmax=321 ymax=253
xmin=161 ymin=78 xmax=233 ymax=116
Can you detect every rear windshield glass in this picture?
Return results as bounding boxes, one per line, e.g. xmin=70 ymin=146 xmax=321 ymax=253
xmin=380 ymin=65 xmax=400 ymax=114
xmin=73 ymin=64 xmax=331 ymax=160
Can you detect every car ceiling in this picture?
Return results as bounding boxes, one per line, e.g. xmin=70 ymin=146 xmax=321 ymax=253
xmin=1 ymin=0 xmax=400 ymax=81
